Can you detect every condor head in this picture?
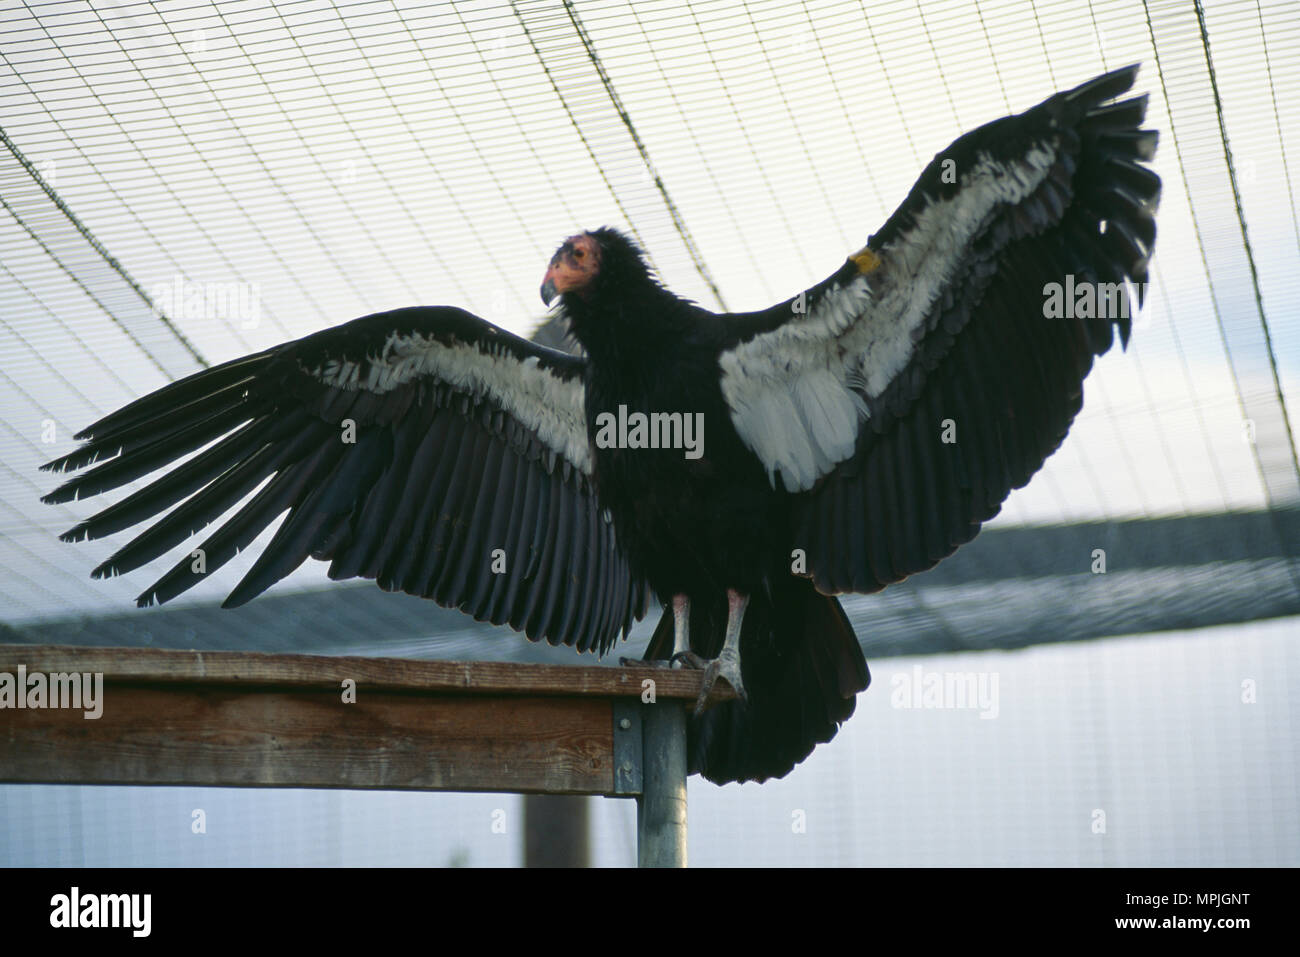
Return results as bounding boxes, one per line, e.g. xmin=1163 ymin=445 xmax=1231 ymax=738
xmin=539 ymin=228 xmax=656 ymax=306
xmin=540 ymin=233 xmax=602 ymax=305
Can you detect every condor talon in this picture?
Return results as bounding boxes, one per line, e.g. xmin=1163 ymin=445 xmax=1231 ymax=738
xmin=670 ymin=651 xmax=707 ymax=670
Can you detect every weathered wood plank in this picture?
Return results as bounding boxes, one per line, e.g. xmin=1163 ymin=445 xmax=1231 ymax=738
xmin=0 ymin=645 xmax=714 ymax=797
xmin=0 ymin=683 xmax=618 ymax=794
xmin=0 ymin=645 xmax=732 ymax=700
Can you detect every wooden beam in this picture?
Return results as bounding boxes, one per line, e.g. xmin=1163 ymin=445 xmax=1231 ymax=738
xmin=0 ymin=646 xmax=716 ymax=698
xmin=0 ymin=645 xmax=723 ymax=798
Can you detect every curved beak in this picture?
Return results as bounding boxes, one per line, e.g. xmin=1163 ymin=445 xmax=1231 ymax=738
xmin=540 ymin=275 xmax=558 ymax=305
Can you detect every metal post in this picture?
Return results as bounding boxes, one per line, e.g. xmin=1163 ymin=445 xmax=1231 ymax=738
xmin=524 ymin=795 xmax=591 ymax=867
xmin=636 ymin=701 xmax=688 ymax=867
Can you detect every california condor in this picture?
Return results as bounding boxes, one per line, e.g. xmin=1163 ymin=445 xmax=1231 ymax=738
xmin=42 ymin=65 xmax=1159 ymax=784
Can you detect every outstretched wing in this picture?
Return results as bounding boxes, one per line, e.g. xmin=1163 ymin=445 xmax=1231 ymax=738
xmin=717 ymin=64 xmax=1159 ymax=593
xmin=42 ymin=306 xmax=649 ymax=653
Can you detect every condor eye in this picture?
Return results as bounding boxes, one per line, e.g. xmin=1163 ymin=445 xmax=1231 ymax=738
xmin=573 ymin=248 xmax=585 ymax=260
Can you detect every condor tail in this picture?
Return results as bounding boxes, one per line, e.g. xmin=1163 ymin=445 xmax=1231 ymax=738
xmin=644 ymin=576 xmax=869 ymax=784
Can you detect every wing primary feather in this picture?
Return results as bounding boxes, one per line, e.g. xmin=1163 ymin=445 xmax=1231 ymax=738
xmin=468 ymin=445 xmax=523 ymax=619
xmin=487 ymin=448 xmax=537 ymax=625
xmin=574 ymin=497 xmax=608 ymax=652
xmin=328 ymin=410 xmax=421 ymax=580
xmin=437 ymin=429 xmax=506 ymax=610
xmin=594 ymin=520 xmax=622 ymax=653
xmin=531 ymin=474 xmax=575 ymax=644
xmin=845 ymin=468 xmax=869 ymax=592
xmin=1061 ymin=63 xmax=1139 ymax=105
xmin=551 ymin=483 xmax=591 ymax=646
xmin=496 ymin=455 xmax=543 ymax=625
xmin=428 ymin=423 xmax=496 ymax=602
xmin=56 ymin=413 xmax=288 ymax=542
xmin=370 ymin=407 xmax=446 ymax=587
xmin=927 ymin=381 xmax=970 ymax=554
xmin=68 ymin=352 xmax=270 ymax=443
xmin=134 ymin=454 xmax=319 ymax=607
xmin=42 ymin=378 xmax=263 ymax=476
xmin=41 ymin=402 xmax=266 ymax=504
xmin=390 ymin=412 xmax=465 ymax=593
xmin=891 ymin=411 xmax=926 ymax=572
xmin=911 ymin=412 xmax=946 ymax=563
xmin=220 ymin=432 xmax=380 ymax=608
xmin=517 ymin=470 xmax=561 ymax=635
xmin=93 ymin=421 xmax=329 ymax=578
xmin=863 ymin=443 xmax=892 ymax=588
xmin=821 ymin=468 xmax=852 ymax=590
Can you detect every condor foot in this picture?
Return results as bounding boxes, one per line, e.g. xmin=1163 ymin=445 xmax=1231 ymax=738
xmin=619 ymin=656 xmax=674 ymax=668
xmin=670 ymin=651 xmax=708 ymax=670
xmin=693 ymin=654 xmax=746 ymax=716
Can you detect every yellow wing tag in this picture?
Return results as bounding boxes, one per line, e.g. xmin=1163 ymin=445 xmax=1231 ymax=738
xmin=850 ymin=246 xmax=882 ymax=274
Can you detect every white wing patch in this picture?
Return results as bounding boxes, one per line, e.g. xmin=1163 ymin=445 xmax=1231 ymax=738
xmin=720 ymin=145 xmax=1057 ymax=491
xmin=310 ymin=331 xmax=591 ymax=474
